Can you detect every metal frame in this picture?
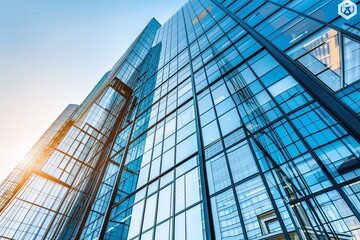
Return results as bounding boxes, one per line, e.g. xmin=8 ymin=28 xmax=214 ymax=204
xmin=210 ymin=0 xmax=360 ymax=143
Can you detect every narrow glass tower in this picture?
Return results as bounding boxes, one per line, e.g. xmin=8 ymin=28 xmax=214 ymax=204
xmin=1 ymin=1 xmax=360 ymax=239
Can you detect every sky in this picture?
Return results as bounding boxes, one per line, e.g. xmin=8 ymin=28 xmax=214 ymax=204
xmin=0 ymin=0 xmax=188 ymax=183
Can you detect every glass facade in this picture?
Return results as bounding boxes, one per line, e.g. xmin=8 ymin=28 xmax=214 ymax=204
xmin=1 ymin=1 xmax=360 ymax=239
xmin=0 ymin=104 xmax=78 ymax=212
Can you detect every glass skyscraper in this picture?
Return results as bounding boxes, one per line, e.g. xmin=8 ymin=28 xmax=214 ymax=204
xmin=0 ymin=104 xmax=78 ymax=212
xmin=1 ymin=0 xmax=360 ymax=239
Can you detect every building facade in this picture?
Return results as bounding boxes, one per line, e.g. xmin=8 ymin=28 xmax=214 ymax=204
xmin=0 ymin=104 xmax=78 ymax=212
xmin=1 ymin=0 xmax=360 ymax=239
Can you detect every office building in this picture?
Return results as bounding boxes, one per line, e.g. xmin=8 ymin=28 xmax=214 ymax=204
xmin=0 ymin=0 xmax=360 ymax=239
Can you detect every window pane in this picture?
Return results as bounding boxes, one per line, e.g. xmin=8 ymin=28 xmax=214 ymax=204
xmin=236 ymin=176 xmax=274 ymax=239
xmin=227 ymin=141 xmax=258 ymax=183
xmin=219 ymin=108 xmax=241 ymax=135
xmin=176 ymin=176 xmax=185 ymax=214
xmin=211 ymin=189 xmax=244 ymax=240
xmin=185 ymin=168 xmax=201 ymax=207
xmin=250 ymin=53 xmax=278 ymax=77
xmin=176 ymin=134 xmax=198 ymax=163
xmin=165 ymin=118 xmax=176 ymax=138
xmin=177 ymin=120 xmax=196 ymax=143
xmin=186 ymin=204 xmax=205 ymax=240
xmin=175 ymin=212 xmax=185 ymax=240
xmin=178 ymin=106 xmax=195 ymax=129
xmin=206 ymin=154 xmax=231 ymax=194
xmin=127 ymin=200 xmax=144 ymax=239
xmin=142 ymin=193 xmax=158 ymax=231
xmin=141 ymin=230 xmax=153 ymax=240
xmin=155 ymin=219 xmax=172 ymax=240
xmin=268 ymin=75 xmax=298 ymax=97
xmin=157 ymin=184 xmax=173 ymax=223
xmin=202 ymin=121 xmax=220 ymax=146
xmin=212 ymin=84 xmax=230 ymax=105
xmin=199 ymin=95 xmax=213 ymax=114
xmin=137 ymin=164 xmax=150 ymax=188
xmin=200 ymin=109 xmax=216 ymax=127
xmin=162 ymin=148 xmax=174 ymax=173
xmin=344 ymin=37 xmax=360 ymax=85
xmin=149 ymin=157 xmax=161 ymax=180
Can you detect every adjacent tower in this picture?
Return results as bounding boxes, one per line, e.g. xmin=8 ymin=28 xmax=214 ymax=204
xmin=0 ymin=1 xmax=360 ymax=239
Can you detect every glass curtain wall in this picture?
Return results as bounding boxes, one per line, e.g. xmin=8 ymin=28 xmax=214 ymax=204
xmin=0 ymin=1 xmax=359 ymax=240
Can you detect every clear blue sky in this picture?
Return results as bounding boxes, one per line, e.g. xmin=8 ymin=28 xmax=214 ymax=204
xmin=0 ymin=0 xmax=188 ymax=182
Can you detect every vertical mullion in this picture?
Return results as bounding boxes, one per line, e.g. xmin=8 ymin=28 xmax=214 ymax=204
xmin=181 ymin=6 xmax=216 ymax=240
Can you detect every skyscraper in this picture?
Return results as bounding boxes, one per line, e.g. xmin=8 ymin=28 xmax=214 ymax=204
xmin=1 ymin=0 xmax=360 ymax=239
xmin=0 ymin=104 xmax=78 ymax=212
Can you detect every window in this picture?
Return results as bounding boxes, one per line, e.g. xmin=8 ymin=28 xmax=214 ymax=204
xmin=212 ymin=84 xmax=229 ymax=105
xmin=176 ymin=134 xmax=198 ymax=163
xmin=227 ymin=141 xmax=258 ymax=183
xmin=198 ymin=93 xmax=213 ymax=114
xmin=142 ymin=193 xmax=158 ymax=231
xmin=177 ymin=121 xmax=196 ymax=143
xmin=164 ymin=117 xmax=176 ymax=138
xmin=268 ymin=75 xmax=298 ymax=97
xmin=344 ymin=37 xmax=360 ymax=86
xmin=162 ymin=148 xmax=175 ymax=173
xmin=137 ymin=164 xmax=150 ymax=188
xmin=200 ymin=109 xmax=216 ymax=127
xmin=175 ymin=212 xmax=185 ymax=240
xmin=185 ymin=168 xmax=201 ymax=207
xmin=127 ymin=200 xmax=144 ymax=239
xmin=219 ymin=108 xmax=241 ymax=135
xmin=141 ymin=229 xmax=153 ymax=240
xmin=149 ymin=157 xmax=161 ymax=180
xmin=211 ymin=190 xmax=244 ymax=240
xmin=235 ymin=35 xmax=261 ymax=59
xmin=186 ymin=204 xmax=205 ymax=240
xmin=155 ymin=220 xmax=172 ymax=240
xmin=215 ymin=97 xmax=236 ymax=116
xmin=206 ymin=154 xmax=231 ymax=194
xmin=250 ymin=52 xmax=279 ymax=77
xmin=236 ymin=176 xmax=273 ymax=238
xmin=178 ymin=106 xmax=195 ymax=129
xmin=202 ymin=121 xmax=220 ymax=146
xmin=157 ymin=184 xmax=173 ymax=223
